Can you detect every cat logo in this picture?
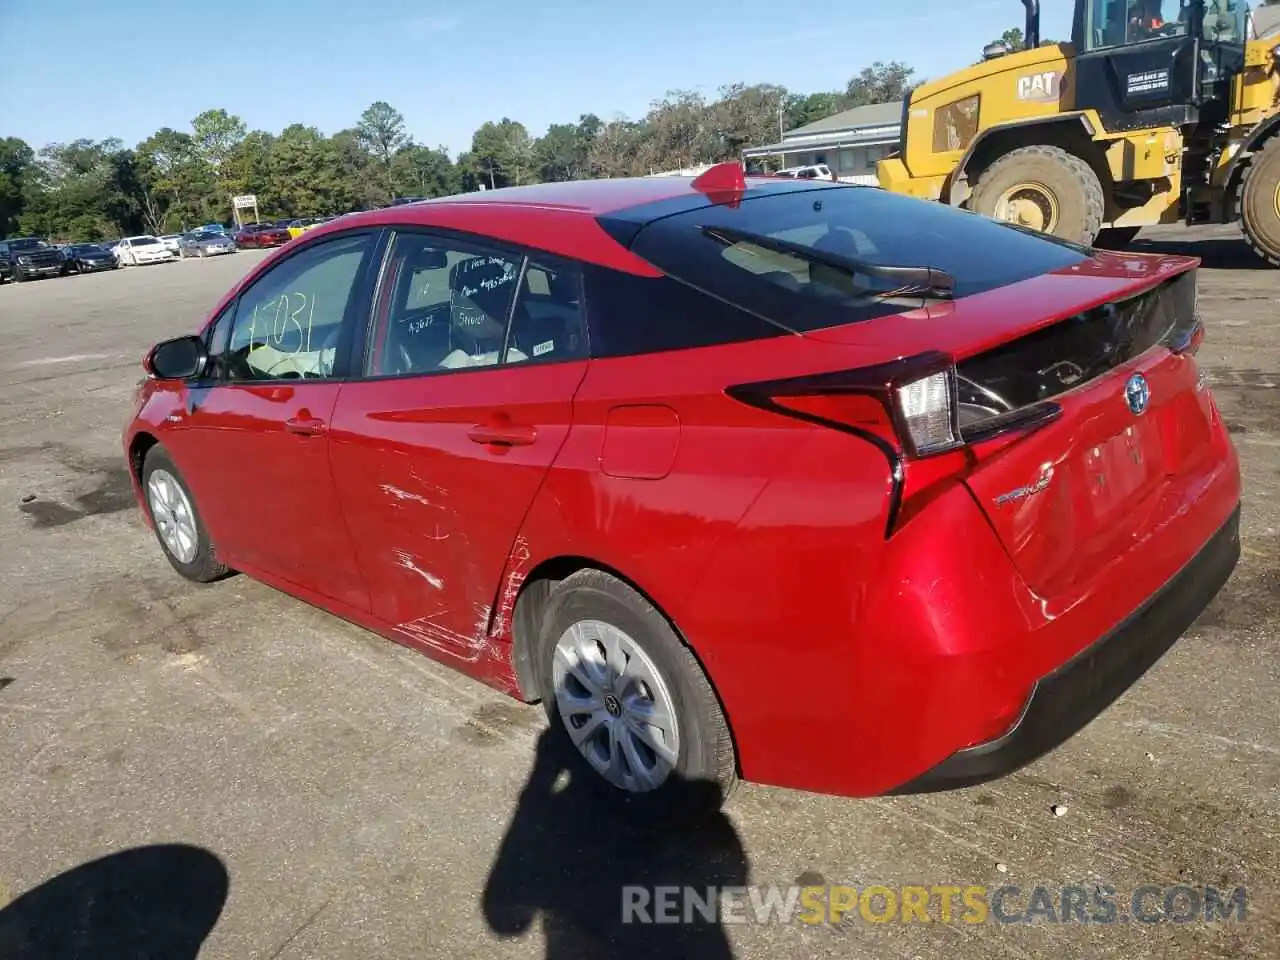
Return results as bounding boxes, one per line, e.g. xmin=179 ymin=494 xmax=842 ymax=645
xmin=1016 ymin=71 xmax=1061 ymax=103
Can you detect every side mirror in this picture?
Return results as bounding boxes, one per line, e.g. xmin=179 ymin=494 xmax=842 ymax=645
xmin=146 ymin=335 xmax=208 ymax=380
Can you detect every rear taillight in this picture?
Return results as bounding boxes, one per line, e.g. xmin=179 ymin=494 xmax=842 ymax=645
xmin=726 ymin=351 xmax=964 ymax=459
xmin=727 ymin=352 xmax=1046 ymax=536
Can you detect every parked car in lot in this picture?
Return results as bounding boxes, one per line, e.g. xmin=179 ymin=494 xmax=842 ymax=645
xmin=158 ymin=234 xmax=184 ymax=255
xmin=772 ymin=163 xmax=835 ymax=180
xmin=123 ymin=164 xmax=1241 ymax=823
xmin=177 ymin=230 xmax=237 ymax=258
xmin=233 ymin=222 xmax=292 ymax=249
xmin=61 ymin=242 xmax=120 ymax=274
xmin=286 ymin=217 xmax=321 ymax=239
xmin=0 ymin=236 xmax=65 ymax=282
xmin=115 ymin=235 xmax=178 ymax=266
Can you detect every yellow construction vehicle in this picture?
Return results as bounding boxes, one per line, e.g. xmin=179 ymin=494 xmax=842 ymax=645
xmin=876 ymin=0 xmax=1280 ymax=263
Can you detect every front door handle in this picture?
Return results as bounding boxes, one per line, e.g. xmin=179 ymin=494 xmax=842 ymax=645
xmin=285 ymin=416 xmax=327 ymax=437
xmin=468 ymin=421 xmax=536 ymax=447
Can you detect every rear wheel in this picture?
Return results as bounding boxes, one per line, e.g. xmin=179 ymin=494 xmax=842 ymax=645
xmin=1239 ymin=134 xmax=1280 ymax=267
xmin=970 ymin=144 xmax=1105 ymax=245
xmin=535 ymin=569 xmax=737 ymax=825
xmin=141 ymin=446 xmax=229 ymax=583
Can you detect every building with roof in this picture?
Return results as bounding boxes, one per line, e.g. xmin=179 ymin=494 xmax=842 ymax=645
xmin=1254 ymin=3 xmax=1280 ymax=36
xmin=741 ymin=101 xmax=902 ymax=185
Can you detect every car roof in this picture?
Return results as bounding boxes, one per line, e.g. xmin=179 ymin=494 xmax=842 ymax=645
xmin=295 ymin=173 xmax=841 ymax=276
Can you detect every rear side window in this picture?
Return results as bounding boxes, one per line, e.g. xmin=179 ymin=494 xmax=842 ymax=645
xmin=583 ymin=266 xmax=787 ymax=358
xmin=621 ymin=186 xmax=1089 ymax=334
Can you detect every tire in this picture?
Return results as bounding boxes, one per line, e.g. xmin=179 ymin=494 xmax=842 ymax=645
xmin=969 ymin=144 xmax=1105 ymax=245
xmin=535 ymin=569 xmax=737 ymax=825
xmin=140 ymin=446 xmax=229 ymax=583
xmin=1239 ymin=134 xmax=1280 ymax=267
xmin=1093 ymin=226 xmax=1141 ymax=250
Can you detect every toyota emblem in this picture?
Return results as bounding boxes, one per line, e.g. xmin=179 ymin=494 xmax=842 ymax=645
xmin=1124 ymin=373 xmax=1150 ymax=415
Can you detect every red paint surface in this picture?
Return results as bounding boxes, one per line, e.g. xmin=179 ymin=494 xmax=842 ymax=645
xmin=123 ymin=180 xmax=1241 ymax=798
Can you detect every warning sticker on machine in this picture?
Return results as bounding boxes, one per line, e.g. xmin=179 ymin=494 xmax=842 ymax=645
xmin=1126 ymin=69 xmax=1170 ymax=94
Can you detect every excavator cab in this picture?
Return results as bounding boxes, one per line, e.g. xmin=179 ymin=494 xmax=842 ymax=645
xmin=1068 ymin=0 xmax=1250 ymax=128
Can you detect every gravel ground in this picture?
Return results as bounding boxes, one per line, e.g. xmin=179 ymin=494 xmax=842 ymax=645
xmin=0 ymin=230 xmax=1277 ymax=959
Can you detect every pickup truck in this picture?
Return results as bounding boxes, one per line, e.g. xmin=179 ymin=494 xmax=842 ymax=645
xmin=0 ymin=236 xmax=65 ymax=282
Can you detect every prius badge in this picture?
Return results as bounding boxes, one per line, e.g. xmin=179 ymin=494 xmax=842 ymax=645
xmin=994 ymin=464 xmax=1054 ymax=506
xmin=1125 ymin=373 xmax=1150 ymax=415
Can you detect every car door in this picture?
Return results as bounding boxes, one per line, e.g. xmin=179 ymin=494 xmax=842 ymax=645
xmin=160 ymin=229 xmax=380 ymax=611
xmin=328 ymin=229 xmax=589 ymax=659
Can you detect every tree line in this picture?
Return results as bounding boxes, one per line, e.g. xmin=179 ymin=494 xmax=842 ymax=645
xmin=0 ymin=62 xmax=917 ymax=242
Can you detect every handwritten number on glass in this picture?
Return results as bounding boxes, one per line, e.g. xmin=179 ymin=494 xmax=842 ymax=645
xmin=247 ymin=291 xmax=318 ymax=356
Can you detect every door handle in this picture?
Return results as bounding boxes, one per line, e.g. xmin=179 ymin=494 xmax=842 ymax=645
xmin=468 ymin=421 xmax=537 ymax=447
xmin=285 ymin=416 xmax=327 ymax=436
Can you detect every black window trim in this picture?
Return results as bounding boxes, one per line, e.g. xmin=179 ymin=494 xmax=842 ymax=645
xmin=349 ymin=224 xmax=590 ymax=384
xmin=203 ymin=226 xmax=386 ymax=386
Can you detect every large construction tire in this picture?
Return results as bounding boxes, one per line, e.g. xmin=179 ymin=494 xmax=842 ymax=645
xmin=1239 ymin=134 xmax=1280 ymax=267
xmin=969 ymin=144 xmax=1105 ymax=245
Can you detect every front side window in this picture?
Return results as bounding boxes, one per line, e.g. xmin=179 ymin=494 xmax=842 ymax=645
xmin=222 ymin=233 xmax=371 ymax=381
xmin=365 ymin=232 xmax=523 ymax=376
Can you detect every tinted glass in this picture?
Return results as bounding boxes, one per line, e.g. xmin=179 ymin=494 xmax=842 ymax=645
xmin=582 ymin=266 xmax=787 ymax=359
xmin=223 ymin=233 xmax=370 ymax=381
xmin=9 ymin=239 xmax=47 ymax=251
xmin=621 ymin=185 xmax=1089 ymax=334
xmin=365 ymin=232 xmax=521 ymax=376
xmin=129 ymin=237 xmax=160 ymax=246
xmin=503 ymin=259 xmax=588 ymax=365
xmin=1083 ymin=0 xmax=1191 ymax=51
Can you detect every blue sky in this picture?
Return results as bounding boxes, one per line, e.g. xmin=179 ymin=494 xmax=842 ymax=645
xmin=0 ymin=0 xmax=1075 ymax=156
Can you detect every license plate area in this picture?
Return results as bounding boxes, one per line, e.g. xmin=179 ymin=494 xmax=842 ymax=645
xmin=1081 ymin=418 xmax=1166 ymax=524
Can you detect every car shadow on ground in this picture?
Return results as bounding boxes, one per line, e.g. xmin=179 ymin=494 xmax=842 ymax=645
xmin=482 ymin=726 xmax=749 ymax=959
xmin=0 ymin=843 xmax=229 ymax=959
xmin=1129 ymin=234 xmax=1268 ymax=270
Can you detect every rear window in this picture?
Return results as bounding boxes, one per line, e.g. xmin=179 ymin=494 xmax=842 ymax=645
xmin=618 ymin=185 xmax=1090 ymax=333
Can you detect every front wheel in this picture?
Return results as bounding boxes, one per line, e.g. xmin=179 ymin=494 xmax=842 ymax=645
xmin=969 ymin=144 xmax=1105 ymax=245
xmin=535 ymin=569 xmax=737 ymax=825
xmin=1239 ymin=134 xmax=1280 ymax=267
xmin=141 ymin=446 xmax=230 ymax=583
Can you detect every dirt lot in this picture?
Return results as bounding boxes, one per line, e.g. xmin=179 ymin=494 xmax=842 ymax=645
xmin=0 ymin=230 xmax=1277 ymax=959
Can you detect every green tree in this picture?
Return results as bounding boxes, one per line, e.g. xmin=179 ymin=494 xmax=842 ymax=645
xmin=843 ymin=62 xmax=916 ymax=107
xmin=355 ymin=101 xmax=410 ymax=202
xmin=390 ymin=144 xmax=459 ymax=198
xmin=136 ymin=128 xmax=215 ymax=232
xmin=783 ymin=92 xmax=844 ymax=131
xmin=712 ymin=83 xmax=790 ymax=156
xmin=471 ymin=119 xmax=537 ymax=189
xmin=0 ymin=137 xmax=35 ymax=237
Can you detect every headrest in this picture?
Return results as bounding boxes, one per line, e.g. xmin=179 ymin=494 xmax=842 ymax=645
xmin=448 ymin=256 xmax=520 ymax=346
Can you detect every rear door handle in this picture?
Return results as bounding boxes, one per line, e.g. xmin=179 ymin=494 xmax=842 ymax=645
xmin=285 ymin=416 xmax=327 ymax=437
xmin=468 ymin=422 xmax=537 ymax=447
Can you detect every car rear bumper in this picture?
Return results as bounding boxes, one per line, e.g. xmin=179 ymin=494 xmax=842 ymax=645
xmin=684 ymin=422 xmax=1241 ymax=799
xmin=889 ymin=501 xmax=1241 ymax=794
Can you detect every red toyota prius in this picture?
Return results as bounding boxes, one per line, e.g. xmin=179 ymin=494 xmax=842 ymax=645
xmin=123 ymin=165 xmax=1241 ymax=822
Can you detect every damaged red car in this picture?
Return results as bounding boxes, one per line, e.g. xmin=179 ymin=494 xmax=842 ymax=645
xmin=123 ymin=164 xmax=1241 ymax=821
